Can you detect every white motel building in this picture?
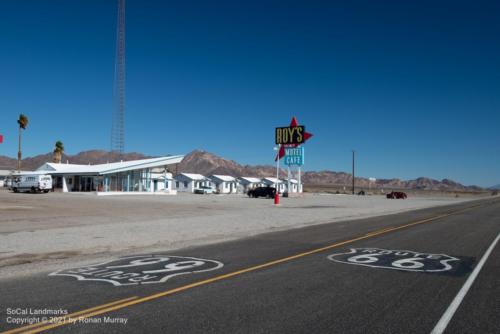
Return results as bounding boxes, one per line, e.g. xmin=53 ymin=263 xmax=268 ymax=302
xmin=35 ymin=155 xmax=184 ymax=194
xmin=208 ymin=175 xmax=238 ymax=194
xmin=174 ymin=173 xmax=212 ymax=193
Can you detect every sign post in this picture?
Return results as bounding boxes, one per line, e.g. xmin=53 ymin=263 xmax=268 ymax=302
xmin=298 ymin=166 xmax=302 ymax=193
xmin=287 ymin=166 xmax=290 ymax=196
xmin=275 ymin=145 xmax=280 ymax=204
xmin=284 ymin=146 xmax=304 ymax=194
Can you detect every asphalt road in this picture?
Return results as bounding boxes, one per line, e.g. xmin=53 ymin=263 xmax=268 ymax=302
xmin=1 ymin=197 xmax=499 ymax=334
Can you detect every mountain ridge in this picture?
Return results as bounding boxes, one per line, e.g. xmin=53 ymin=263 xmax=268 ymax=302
xmin=0 ymin=149 xmax=483 ymax=191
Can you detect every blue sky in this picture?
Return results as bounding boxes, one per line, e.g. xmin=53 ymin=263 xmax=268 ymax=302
xmin=0 ymin=0 xmax=499 ymax=187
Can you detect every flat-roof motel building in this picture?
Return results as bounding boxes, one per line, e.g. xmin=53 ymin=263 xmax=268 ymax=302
xmin=209 ymin=175 xmax=238 ymax=194
xmin=238 ymin=177 xmax=265 ymax=192
xmin=262 ymin=177 xmax=288 ymax=193
xmin=34 ymin=155 xmax=184 ymax=194
xmin=173 ymin=174 xmax=248 ymax=194
xmin=174 ymin=173 xmax=212 ymax=193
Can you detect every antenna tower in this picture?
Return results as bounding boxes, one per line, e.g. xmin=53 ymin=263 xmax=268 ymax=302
xmin=111 ymin=0 xmax=125 ymax=153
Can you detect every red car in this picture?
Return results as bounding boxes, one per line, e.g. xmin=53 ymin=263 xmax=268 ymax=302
xmin=386 ymin=191 xmax=407 ymax=199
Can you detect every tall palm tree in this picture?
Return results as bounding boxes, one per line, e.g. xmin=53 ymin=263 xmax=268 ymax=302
xmin=17 ymin=114 xmax=29 ymax=171
xmin=53 ymin=140 xmax=64 ymax=163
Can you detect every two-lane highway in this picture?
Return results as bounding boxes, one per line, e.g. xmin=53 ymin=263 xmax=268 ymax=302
xmin=1 ymin=198 xmax=499 ymax=333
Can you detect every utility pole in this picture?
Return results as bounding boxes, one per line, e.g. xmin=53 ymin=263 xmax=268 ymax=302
xmin=18 ymin=129 xmax=22 ymax=171
xmin=352 ymin=150 xmax=355 ymax=195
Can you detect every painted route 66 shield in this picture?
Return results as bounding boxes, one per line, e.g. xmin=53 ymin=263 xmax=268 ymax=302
xmin=327 ymin=248 xmax=460 ymax=273
xmin=50 ymin=255 xmax=223 ymax=286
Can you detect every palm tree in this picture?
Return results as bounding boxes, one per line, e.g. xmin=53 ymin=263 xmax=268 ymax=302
xmin=17 ymin=114 xmax=29 ymax=171
xmin=53 ymin=140 xmax=64 ymax=163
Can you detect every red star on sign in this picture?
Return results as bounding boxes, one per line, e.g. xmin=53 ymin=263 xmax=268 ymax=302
xmin=275 ymin=117 xmax=313 ymax=161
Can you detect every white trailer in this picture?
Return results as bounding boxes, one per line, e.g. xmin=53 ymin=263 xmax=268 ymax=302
xmin=11 ymin=174 xmax=53 ymax=193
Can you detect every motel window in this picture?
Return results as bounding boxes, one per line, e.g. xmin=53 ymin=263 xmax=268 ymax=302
xmin=176 ymin=181 xmax=179 ymax=188
xmin=184 ymin=181 xmax=188 ymax=188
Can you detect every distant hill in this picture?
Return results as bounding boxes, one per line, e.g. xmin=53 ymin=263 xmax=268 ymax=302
xmin=0 ymin=149 xmax=483 ymax=192
xmin=489 ymin=184 xmax=500 ymax=190
xmin=0 ymin=150 xmax=150 ymax=171
xmin=178 ymin=150 xmax=483 ymax=192
xmin=0 ymin=155 xmax=16 ymax=170
xmin=177 ymin=150 xmax=276 ymax=177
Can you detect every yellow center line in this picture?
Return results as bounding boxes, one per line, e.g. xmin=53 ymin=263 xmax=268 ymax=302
xmin=2 ymin=203 xmax=485 ymax=334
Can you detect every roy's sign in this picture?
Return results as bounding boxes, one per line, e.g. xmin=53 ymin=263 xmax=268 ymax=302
xmin=275 ymin=126 xmax=306 ymax=145
xmin=274 ymin=117 xmax=312 ymax=161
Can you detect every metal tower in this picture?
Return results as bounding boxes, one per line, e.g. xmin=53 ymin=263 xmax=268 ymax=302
xmin=111 ymin=0 xmax=125 ymax=153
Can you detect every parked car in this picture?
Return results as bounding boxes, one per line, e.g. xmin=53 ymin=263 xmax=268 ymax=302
xmin=11 ymin=174 xmax=53 ymax=193
xmin=247 ymin=187 xmax=276 ymax=198
xmin=194 ymin=185 xmax=215 ymax=194
xmin=358 ymin=190 xmax=366 ymax=195
xmin=386 ymin=191 xmax=407 ymax=199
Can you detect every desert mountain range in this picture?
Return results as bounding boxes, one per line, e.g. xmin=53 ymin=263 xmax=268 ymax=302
xmin=0 ymin=149 xmax=484 ymax=192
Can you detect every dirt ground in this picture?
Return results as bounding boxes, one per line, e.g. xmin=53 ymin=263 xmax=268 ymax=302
xmin=0 ymin=188 xmax=488 ymax=277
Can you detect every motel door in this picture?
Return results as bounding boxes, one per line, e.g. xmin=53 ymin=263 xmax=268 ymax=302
xmin=78 ymin=177 xmax=94 ymax=192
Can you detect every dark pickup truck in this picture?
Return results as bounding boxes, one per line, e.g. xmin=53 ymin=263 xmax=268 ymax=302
xmin=247 ymin=187 xmax=276 ymax=198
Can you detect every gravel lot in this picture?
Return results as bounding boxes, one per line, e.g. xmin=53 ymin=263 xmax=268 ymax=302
xmin=0 ymin=189 xmax=482 ymax=277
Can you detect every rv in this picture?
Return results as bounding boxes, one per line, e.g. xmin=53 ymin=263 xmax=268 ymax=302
xmin=11 ymin=174 xmax=53 ymax=193
xmin=4 ymin=176 xmax=12 ymax=188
